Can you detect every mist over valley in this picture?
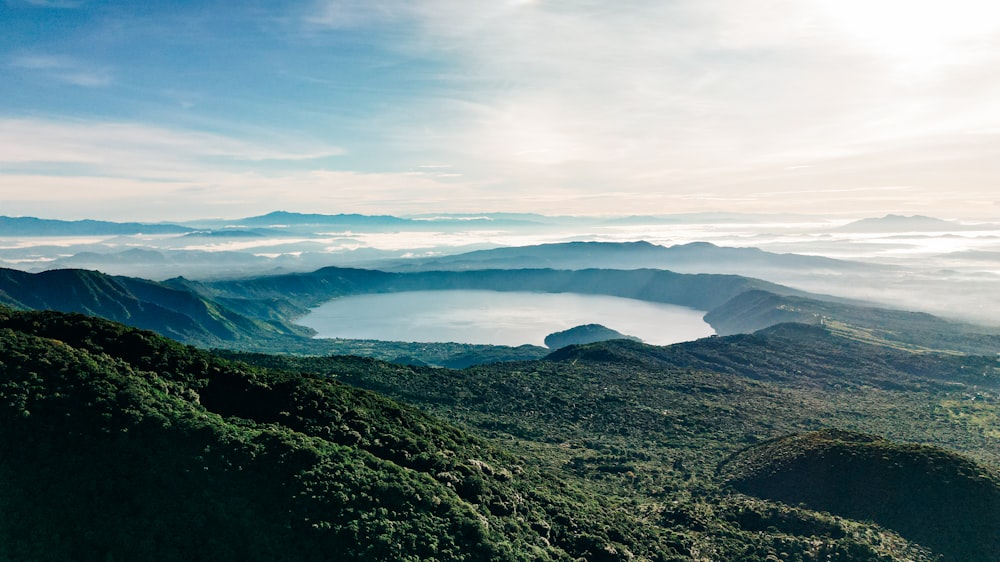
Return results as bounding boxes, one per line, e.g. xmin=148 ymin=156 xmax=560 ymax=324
xmin=3 ymin=211 xmax=999 ymax=326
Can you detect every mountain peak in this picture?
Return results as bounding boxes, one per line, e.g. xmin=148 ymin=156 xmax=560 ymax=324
xmin=837 ymin=214 xmax=957 ymax=232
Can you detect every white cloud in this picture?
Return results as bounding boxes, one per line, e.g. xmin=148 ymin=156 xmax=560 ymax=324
xmin=0 ymin=118 xmax=493 ymax=220
xmin=6 ymin=2 xmax=1000 ymax=220
xmin=301 ymin=0 xmax=1000 ymax=219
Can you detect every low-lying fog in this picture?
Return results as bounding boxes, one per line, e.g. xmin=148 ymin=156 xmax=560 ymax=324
xmin=2 ymin=213 xmax=999 ymax=326
xmin=297 ymin=290 xmax=714 ymax=347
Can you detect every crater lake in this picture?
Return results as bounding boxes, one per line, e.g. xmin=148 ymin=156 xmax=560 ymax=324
xmin=297 ymin=290 xmax=715 ymax=347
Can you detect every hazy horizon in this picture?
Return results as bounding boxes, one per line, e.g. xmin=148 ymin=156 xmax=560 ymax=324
xmin=3 ymin=210 xmax=999 ymax=327
xmin=4 ymin=1 xmax=999 ymax=327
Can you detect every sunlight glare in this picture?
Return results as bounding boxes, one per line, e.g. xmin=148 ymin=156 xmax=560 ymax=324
xmin=816 ymin=0 xmax=1000 ymax=72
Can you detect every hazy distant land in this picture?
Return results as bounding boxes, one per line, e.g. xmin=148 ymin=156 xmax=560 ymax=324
xmin=2 ymin=211 xmax=998 ymax=325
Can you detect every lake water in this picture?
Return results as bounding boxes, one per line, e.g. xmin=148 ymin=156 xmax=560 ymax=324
xmin=297 ymin=290 xmax=714 ymax=347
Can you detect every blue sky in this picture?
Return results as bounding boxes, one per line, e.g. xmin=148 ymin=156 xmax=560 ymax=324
xmin=2 ymin=0 xmax=1000 ymax=220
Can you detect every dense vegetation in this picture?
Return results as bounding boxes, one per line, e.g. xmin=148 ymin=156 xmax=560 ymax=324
xmin=0 ymin=306 xmax=694 ymax=561
xmin=543 ymin=324 xmax=640 ymax=349
xmin=231 ymin=323 xmax=1000 ymax=560
xmin=5 ymin=306 xmax=982 ymax=560
xmin=0 ymin=267 xmax=306 ymax=345
xmin=719 ymin=430 xmax=1000 ymax=562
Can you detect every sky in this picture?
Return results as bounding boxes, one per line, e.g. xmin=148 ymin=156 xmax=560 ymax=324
xmin=2 ymin=0 xmax=1000 ymax=221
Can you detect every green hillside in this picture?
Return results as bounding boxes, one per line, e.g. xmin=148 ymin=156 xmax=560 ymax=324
xmin=0 ymin=306 xmax=689 ymax=561
xmin=705 ymin=289 xmax=1000 ymax=354
xmin=719 ymin=430 xmax=1000 ymax=562
xmin=1 ymin=307 xmax=953 ymax=561
xmin=231 ymin=322 xmax=1000 ymax=560
xmin=543 ymin=324 xmax=640 ymax=349
xmin=0 ymin=268 xmax=306 ymax=345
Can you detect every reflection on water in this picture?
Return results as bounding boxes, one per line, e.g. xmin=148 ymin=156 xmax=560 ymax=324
xmin=297 ymin=290 xmax=714 ymax=347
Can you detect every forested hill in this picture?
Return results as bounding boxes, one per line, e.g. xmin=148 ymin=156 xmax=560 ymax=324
xmin=0 ymin=306 xmax=688 ymax=561
xmin=720 ymin=430 xmax=1000 ymax=562
xmin=0 ymin=267 xmax=306 ymax=345
xmin=187 ymin=265 xmax=800 ymax=312
xmin=3 ymin=306 xmax=981 ymax=561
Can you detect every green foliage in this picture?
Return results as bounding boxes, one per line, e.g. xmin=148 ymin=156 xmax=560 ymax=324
xmin=719 ymin=430 xmax=1000 ymax=562
xmin=543 ymin=324 xmax=640 ymax=349
xmin=0 ymin=268 xmax=307 ymax=347
xmin=0 ymin=306 xmax=691 ymax=561
xmin=4 ymin=302 xmax=997 ymax=561
xmin=234 ymin=322 xmax=1000 ymax=560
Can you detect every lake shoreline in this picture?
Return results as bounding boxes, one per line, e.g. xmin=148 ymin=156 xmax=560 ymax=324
xmin=296 ymin=289 xmax=715 ymax=347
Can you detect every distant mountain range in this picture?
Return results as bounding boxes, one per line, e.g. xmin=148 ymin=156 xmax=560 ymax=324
xmin=4 ymin=211 xmax=996 ymax=238
xmin=232 ymin=211 xmax=414 ymax=228
xmin=373 ymin=240 xmax=878 ymax=275
xmin=0 ymin=216 xmax=192 ymax=236
xmin=836 ymin=214 xmax=1000 ymax=232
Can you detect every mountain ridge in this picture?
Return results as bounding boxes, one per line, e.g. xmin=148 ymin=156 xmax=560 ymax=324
xmin=0 ymin=215 xmax=192 ymax=235
xmin=836 ymin=214 xmax=1000 ymax=232
xmin=4 ymin=263 xmax=999 ymax=361
xmin=373 ymin=240 xmax=875 ymax=275
xmin=0 ymin=267 xmax=306 ymax=345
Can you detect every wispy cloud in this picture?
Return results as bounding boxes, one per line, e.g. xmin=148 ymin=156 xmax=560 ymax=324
xmin=0 ymin=118 xmax=432 ymax=220
xmin=0 ymin=118 xmax=345 ymax=168
xmin=305 ymin=0 xmax=404 ymax=29
xmin=20 ymin=0 xmax=85 ymax=7
xmin=10 ymin=54 xmax=113 ymax=87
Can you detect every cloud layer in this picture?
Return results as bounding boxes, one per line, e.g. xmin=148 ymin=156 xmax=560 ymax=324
xmin=2 ymin=0 xmax=1000 ymax=219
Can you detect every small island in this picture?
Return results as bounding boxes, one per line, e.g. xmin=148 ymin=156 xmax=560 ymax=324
xmin=544 ymin=323 xmax=642 ymax=349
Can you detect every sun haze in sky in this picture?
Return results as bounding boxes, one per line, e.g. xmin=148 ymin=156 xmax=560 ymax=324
xmin=2 ymin=0 xmax=999 ymax=221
